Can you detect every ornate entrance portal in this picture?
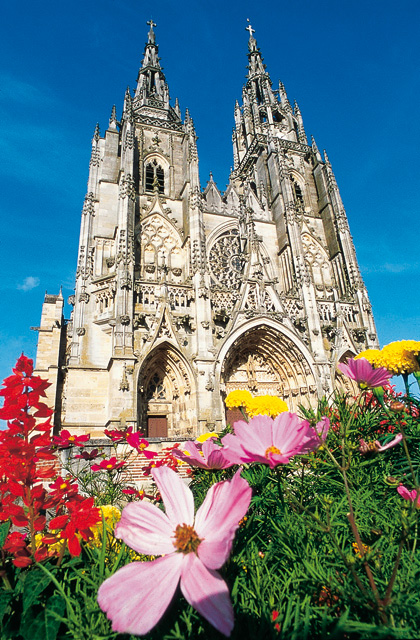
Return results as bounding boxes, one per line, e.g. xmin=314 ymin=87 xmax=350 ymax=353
xmin=138 ymin=343 xmax=196 ymax=438
xmin=221 ymin=325 xmax=318 ymax=413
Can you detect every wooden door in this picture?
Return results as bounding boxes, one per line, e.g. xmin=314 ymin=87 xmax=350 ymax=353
xmin=148 ymin=415 xmax=168 ymax=438
xmin=225 ymin=408 xmax=246 ymax=428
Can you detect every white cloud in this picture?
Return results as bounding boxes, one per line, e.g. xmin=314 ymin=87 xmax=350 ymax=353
xmin=17 ymin=276 xmax=40 ymax=292
xmin=360 ymin=261 xmax=420 ymax=275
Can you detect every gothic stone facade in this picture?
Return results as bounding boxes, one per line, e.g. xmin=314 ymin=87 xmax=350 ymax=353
xmin=34 ymin=24 xmax=378 ymax=438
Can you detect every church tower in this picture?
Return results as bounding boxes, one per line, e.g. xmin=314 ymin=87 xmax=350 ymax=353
xmin=34 ymin=23 xmax=378 ymax=437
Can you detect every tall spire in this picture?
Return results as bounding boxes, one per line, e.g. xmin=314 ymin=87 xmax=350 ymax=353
xmin=134 ymin=20 xmax=170 ymax=112
xmin=232 ymin=21 xmax=305 ymax=152
xmin=245 ymin=20 xmax=271 ymax=82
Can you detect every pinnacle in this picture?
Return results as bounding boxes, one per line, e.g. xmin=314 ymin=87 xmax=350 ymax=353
xmin=109 ymin=105 xmax=117 ymax=129
xmin=93 ymin=123 xmax=100 ymax=141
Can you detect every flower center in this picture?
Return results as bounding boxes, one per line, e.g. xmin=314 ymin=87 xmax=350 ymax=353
xmin=173 ymin=523 xmax=202 ymax=554
xmin=265 ymin=445 xmax=281 ymax=458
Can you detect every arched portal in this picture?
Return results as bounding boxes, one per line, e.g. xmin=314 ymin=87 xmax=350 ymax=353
xmin=138 ymin=343 xmax=196 ymax=438
xmin=220 ymin=324 xmax=318 ymax=416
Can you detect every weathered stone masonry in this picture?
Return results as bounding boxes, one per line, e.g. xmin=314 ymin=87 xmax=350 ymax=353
xmin=33 ymin=23 xmax=378 ymax=439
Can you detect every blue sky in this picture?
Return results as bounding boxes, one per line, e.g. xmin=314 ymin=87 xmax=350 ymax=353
xmin=0 ymin=0 xmax=419 ymax=387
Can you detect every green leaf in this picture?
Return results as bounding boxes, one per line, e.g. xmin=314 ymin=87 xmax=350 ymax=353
xmin=0 ymin=589 xmax=14 ymax=622
xmin=44 ymin=595 xmax=66 ymax=640
xmin=0 ymin=520 xmax=11 ymax=549
xmin=21 ymin=569 xmax=51 ymax=615
xmin=19 ymin=595 xmax=65 ymax=640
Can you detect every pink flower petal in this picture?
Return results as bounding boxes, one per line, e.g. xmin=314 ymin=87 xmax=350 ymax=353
xmin=152 ymin=466 xmax=194 ymax=527
xmin=180 ymin=553 xmax=234 ymax=637
xmin=115 ymin=501 xmax=175 ymax=555
xmin=234 ymin=415 xmax=273 ymax=455
xmin=195 ymin=469 xmax=252 ymax=569
xmin=98 ymin=554 xmax=182 ymax=636
xmin=201 ymin=440 xmax=236 ymax=469
xmin=315 ymin=417 xmax=330 ymax=441
xmin=173 ymin=443 xmax=209 ymax=469
xmin=397 ymin=485 xmax=418 ymax=502
xmin=378 ymin=433 xmax=403 ymax=451
xmin=220 ymin=433 xmax=254 ymax=464
xmin=338 ymin=358 xmax=391 ymax=388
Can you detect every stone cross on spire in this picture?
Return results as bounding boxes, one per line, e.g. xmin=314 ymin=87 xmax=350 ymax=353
xmin=245 ymin=19 xmax=255 ymax=38
xmin=147 ymin=19 xmax=156 ymax=44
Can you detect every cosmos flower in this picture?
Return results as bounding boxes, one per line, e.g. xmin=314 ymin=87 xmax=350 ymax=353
xmin=97 ymin=466 xmax=252 ymax=637
xmin=126 ymin=432 xmax=157 ymax=459
xmin=91 ymin=457 xmax=126 ymax=472
xmin=52 ymin=430 xmax=90 ymax=448
xmin=338 ymin=358 xmax=391 ymax=389
xmin=221 ymin=412 xmax=322 ymax=468
xmin=359 ymin=434 xmax=403 ymax=456
xmin=397 ymin=485 xmax=420 ymax=507
xmin=173 ymin=438 xmax=236 ymax=470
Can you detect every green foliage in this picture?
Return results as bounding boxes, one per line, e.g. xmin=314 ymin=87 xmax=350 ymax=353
xmin=2 ymin=390 xmax=420 ymax=639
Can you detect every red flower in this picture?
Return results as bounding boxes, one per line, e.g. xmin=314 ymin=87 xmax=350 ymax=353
xmin=91 ymin=457 xmax=125 ymax=472
xmin=104 ymin=426 xmax=134 ymax=442
xmin=49 ymin=476 xmax=79 ymax=496
xmin=53 ymin=429 xmax=90 ymax=448
xmin=126 ymin=432 xmax=157 ymax=459
xmin=49 ymin=497 xmax=101 ymax=556
xmin=122 ymin=487 xmax=156 ymax=500
xmin=74 ymin=448 xmax=100 ymax=460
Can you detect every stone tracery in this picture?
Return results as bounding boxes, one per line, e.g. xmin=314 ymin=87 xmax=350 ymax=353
xmin=138 ymin=343 xmax=195 ymax=437
xmin=221 ymin=325 xmax=318 ymax=412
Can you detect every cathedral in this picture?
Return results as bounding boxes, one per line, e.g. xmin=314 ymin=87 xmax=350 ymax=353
xmin=34 ymin=22 xmax=378 ymax=439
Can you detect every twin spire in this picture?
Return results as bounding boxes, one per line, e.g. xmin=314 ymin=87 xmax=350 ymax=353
xmin=116 ymin=22 xmax=311 ymax=158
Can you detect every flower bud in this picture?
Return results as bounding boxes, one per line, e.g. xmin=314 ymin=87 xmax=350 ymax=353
xmin=389 ymin=401 xmax=405 ymax=413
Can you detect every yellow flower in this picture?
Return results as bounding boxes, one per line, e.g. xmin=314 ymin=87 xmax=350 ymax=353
xmin=380 ymin=340 xmax=420 ymax=375
xmin=246 ymin=395 xmax=288 ymax=419
xmin=225 ymin=390 xmax=253 ymax=410
xmin=89 ymin=505 xmax=121 ymax=548
xmin=35 ymin=532 xmax=65 ymax=554
xmin=355 ymin=349 xmax=384 ymax=367
xmin=352 ymin=541 xmax=370 ymax=558
xmin=196 ymin=431 xmax=219 ymax=443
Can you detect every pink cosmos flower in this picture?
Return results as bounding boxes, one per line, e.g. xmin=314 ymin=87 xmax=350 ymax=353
xmin=338 ymin=358 xmax=391 ymax=389
xmin=397 ymin=485 xmax=420 ymax=506
xmin=221 ymin=412 xmax=323 ymax=468
xmin=173 ymin=438 xmax=236 ymax=470
xmin=97 ymin=465 xmax=252 ymax=637
xmin=315 ymin=417 xmax=330 ymax=441
xmin=359 ymin=434 xmax=403 ymax=456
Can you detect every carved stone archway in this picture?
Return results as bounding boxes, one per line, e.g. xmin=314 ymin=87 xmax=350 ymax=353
xmin=138 ymin=343 xmax=196 ymax=438
xmin=221 ymin=325 xmax=318 ymax=413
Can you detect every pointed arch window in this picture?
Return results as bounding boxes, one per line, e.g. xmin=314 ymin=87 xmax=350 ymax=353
xmin=145 ymin=159 xmax=164 ymax=194
xmin=291 ymin=176 xmax=304 ymax=209
xmin=254 ymin=80 xmax=263 ymax=104
xmin=147 ymin=373 xmax=167 ymax=400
